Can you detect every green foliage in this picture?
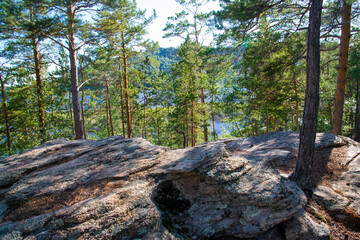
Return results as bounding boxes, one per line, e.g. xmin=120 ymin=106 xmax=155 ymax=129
xmin=2 ymin=0 xmax=360 ymax=156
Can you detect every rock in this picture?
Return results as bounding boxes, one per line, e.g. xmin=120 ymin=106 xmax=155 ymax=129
xmin=225 ymin=131 xmax=347 ymax=153
xmin=0 ymin=132 xmax=358 ymax=239
xmin=313 ymin=137 xmax=360 ymax=220
xmin=283 ymin=209 xmax=330 ymax=240
xmin=312 ymin=186 xmax=350 ymax=212
xmin=226 ymin=132 xmax=360 ymax=224
xmin=152 ymin=143 xmax=306 ymax=238
xmin=0 ymin=201 xmax=8 ymax=222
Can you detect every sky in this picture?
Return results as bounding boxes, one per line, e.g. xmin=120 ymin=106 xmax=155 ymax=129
xmin=136 ymin=0 xmax=221 ymax=48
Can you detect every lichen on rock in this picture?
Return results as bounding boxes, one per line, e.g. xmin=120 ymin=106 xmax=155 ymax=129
xmin=2 ymin=132 xmax=358 ymax=239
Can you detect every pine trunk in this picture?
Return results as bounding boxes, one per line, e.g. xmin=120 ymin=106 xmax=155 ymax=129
xmin=191 ymin=101 xmax=195 ymax=147
xmin=118 ymin=60 xmax=126 ymax=137
xmin=105 ymin=77 xmax=114 ymax=136
xmin=32 ymin=35 xmax=45 ymax=143
xmin=186 ymin=103 xmax=189 ymax=147
xmin=0 ymin=73 xmax=11 ymax=152
xmin=81 ymin=84 xmax=87 ymax=139
xmin=293 ymin=70 xmax=300 ymax=131
xmin=68 ymin=90 xmax=75 ymax=136
xmin=143 ymin=88 xmax=147 ymax=139
xmin=80 ymin=65 xmax=87 ymax=139
xmin=67 ymin=4 xmax=83 ymax=139
xmin=201 ymin=88 xmax=208 ymax=142
xmin=105 ymin=87 xmax=110 ymax=137
xmin=29 ymin=5 xmax=45 ymax=143
xmin=211 ymin=95 xmax=216 ymax=140
xmin=291 ymin=0 xmax=323 ymax=190
xmin=251 ymin=96 xmax=255 ymax=136
xmin=332 ymin=0 xmax=352 ymax=135
xmin=354 ymin=72 xmax=360 ymax=141
xmin=122 ymin=34 xmax=132 ymax=138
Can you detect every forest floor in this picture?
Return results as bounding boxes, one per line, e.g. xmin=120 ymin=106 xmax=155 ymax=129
xmin=276 ymin=146 xmax=360 ymax=240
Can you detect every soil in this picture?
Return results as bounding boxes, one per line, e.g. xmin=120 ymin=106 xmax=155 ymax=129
xmin=275 ymin=146 xmax=360 ymax=240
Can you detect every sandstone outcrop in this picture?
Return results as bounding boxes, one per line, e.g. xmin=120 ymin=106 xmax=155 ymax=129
xmin=0 ymin=132 xmax=359 ymax=239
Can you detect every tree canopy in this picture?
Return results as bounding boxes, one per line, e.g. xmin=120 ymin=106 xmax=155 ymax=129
xmin=0 ymin=0 xmax=360 ymax=164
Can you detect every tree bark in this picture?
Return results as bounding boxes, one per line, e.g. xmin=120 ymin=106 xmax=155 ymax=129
xmin=251 ymin=95 xmax=255 ymax=136
xmin=121 ymin=33 xmax=132 ymax=138
xmin=30 ymin=5 xmax=45 ymax=143
xmin=0 ymin=73 xmax=11 ymax=152
xmin=80 ymin=63 xmax=87 ymax=139
xmin=290 ymin=0 xmax=323 ymax=190
xmin=332 ymin=0 xmax=352 ymax=135
xmin=105 ymin=76 xmax=114 ymax=136
xmin=328 ymin=102 xmax=333 ymax=126
xmin=185 ymin=103 xmax=189 ymax=147
xmin=211 ymin=95 xmax=216 ymax=140
xmin=67 ymin=4 xmax=83 ymax=140
xmin=81 ymin=84 xmax=87 ymax=139
xmin=33 ymin=37 xmax=46 ymax=143
xmin=105 ymin=86 xmax=110 ymax=137
xmin=143 ymin=86 xmax=147 ymax=139
xmin=68 ymin=90 xmax=75 ymax=136
xmin=201 ymin=88 xmax=208 ymax=142
xmin=118 ymin=60 xmax=126 ymax=137
xmin=293 ymin=69 xmax=300 ymax=131
xmin=354 ymin=71 xmax=360 ymax=141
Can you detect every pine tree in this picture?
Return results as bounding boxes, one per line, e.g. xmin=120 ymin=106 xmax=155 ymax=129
xmin=43 ymin=0 xmax=104 ymax=139
xmin=96 ymin=0 xmax=155 ymax=138
xmin=0 ymin=0 xmax=54 ymax=143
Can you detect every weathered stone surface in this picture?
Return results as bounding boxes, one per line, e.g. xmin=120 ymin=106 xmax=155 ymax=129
xmin=283 ymin=209 xmax=330 ymax=240
xmin=313 ymin=186 xmax=350 ymax=212
xmin=0 ymin=201 xmax=7 ymax=222
xmin=226 ymin=132 xmax=360 ymax=225
xmin=1 ymin=132 xmax=359 ymax=239
xmin=152 ymin=143 xmax=305 ymax=238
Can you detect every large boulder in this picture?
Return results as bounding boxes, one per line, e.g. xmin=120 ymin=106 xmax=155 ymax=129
xmin=0 ymin=132 xmax=357 ymax=239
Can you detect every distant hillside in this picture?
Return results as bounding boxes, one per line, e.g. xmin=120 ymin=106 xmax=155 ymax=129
xmin=155 ymin=47 xmax=179 ymax=72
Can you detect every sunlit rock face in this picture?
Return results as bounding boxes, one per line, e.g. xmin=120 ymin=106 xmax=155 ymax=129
xmin=1 ymin=132 xmax=358 ymax=239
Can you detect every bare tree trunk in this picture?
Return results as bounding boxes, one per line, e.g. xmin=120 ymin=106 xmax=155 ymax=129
xmin=201 ymin=88 xmax=208 ymax=142
xmin=354 ymin=71 xmax=360 ymax=141
xmin=121 ymin=33 xmax=132 ymax=138
xmin=81 ymin=84 xmax=87 ymax=139
xmin=191 ymin=102 xmax=195 ymax=147
xmin=251 ymin=96 xmax=255 ymax=136
xmin=105 ymin=77 xmax=114 ymax=136
xmin=155 ymin=96 xmax=161 ymax=145
xmin=143 ymin=85 xmax=147 ymax=139
xmin=0 ymin=73 xmax=11 ymax=152
xmin=175 ymin=127 xmax=186 ymax=148
xmin=291 ymin=0 xmax=323 ymax=190
xmin=118 ymin=60 xmax=126 ymax=137
xmin=80 ymin=64 xmax=87 ymax=139
xmin=67 ymin=4 xmax=83 ymax=139
xmin=105 ymin=88 xmax=110 ymax=137
xmin=272 ymin=117 xmax=276 ymax=131
xmin=211 ymin=95 xmax=216 ymax=140
xmin=32 ymin=35 xmax=45 ymax=143
xmin=327 ymin=102 xmax=332 ymax=126
xmin=186 ymin=103 xmax=189 ymax=148
xmin=332 ymin=0 xmax=352 ymax=135
xmin=30 ymin=5 xmax=45 ymax=143
xmin=68 ymin=90 xmax=75 ymax=136
xmin=293 ymin=70 xmax=300 ymax=131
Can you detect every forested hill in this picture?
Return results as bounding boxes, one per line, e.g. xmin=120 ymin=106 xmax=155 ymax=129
xmin=156 ymin=47 xmax=179 ymax=72
xmin=0 ymin=0 xmax=360 ymax=159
